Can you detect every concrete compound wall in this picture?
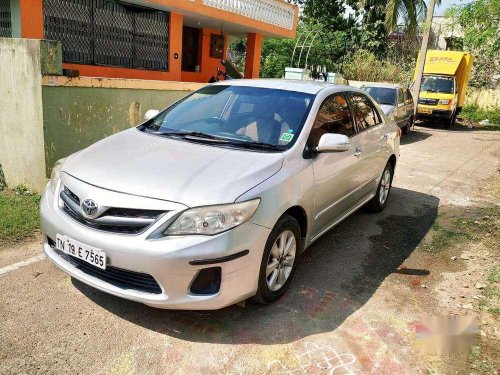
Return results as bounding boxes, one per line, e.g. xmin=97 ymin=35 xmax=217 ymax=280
xmin=465 ymin=88 xmax=500 ymax=110
xmin=42 ymin=76 xmax=205 ymax=177
xmin=0 ymin=38 xmax=47 ymax=191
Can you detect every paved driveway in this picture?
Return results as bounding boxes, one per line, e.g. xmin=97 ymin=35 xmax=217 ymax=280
xmin=1 ymin=126 xmax=499 ymax=374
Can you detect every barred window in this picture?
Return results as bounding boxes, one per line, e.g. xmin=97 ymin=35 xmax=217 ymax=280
xmin=0 ymin=0 xmax=12 ymax=37
xmin=43 ymin=0 xmax=169 ymax=71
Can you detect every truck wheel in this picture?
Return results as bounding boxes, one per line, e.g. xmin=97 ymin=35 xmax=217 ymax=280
xmin=444 ymin=111 xmax=456 ymax=129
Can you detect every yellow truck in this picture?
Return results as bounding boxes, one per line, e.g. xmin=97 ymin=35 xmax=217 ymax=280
xmin=414 ymin=50 xmax=473 ymax=128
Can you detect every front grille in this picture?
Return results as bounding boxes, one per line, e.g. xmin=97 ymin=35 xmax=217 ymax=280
xmin=418 ymin=98 xmax=439 ymax=106
xmin=105 ymin=207 xmax=165 ymax=219
xmin=61 ymin=187 xmax=166 ymax=235
xmin=64 ymin=186 xmax=80 ymax=205
xmin=49 ymin=239 xmax=162 ymax=294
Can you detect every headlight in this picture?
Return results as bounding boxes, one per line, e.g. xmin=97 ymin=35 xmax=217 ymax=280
xmin=439 ymin=99 xmax=451 ymax=105
xmin=165 ymin=199 xmax=260 ymax=235
xmin=49 ymin=158 xmax=66 ymax=192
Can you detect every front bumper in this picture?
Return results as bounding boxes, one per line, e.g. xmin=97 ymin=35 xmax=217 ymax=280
xmin=40 ymin=183 xmax=270 ymax=310
xmin=417 ymin=107 xmax=453 ymax=119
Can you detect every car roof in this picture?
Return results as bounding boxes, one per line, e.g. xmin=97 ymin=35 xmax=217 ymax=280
xmin=212 ymin=79 xmax=365 ymax=95
xmin=361 ymin=82 xmax=407 ymax=89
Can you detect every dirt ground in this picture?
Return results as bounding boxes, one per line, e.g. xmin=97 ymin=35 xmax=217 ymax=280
xmin=0 ymin=124 xmax=499 ymax=375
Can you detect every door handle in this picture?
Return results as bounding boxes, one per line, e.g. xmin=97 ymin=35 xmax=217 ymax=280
xmin=354 ymin=147 xmax=363 ymax=157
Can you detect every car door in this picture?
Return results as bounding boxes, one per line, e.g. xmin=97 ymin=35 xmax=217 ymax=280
xmin=348 ymin=93 xmax=387 ymax=197
xmin=309 ymin=93 xmax=364 ymax=238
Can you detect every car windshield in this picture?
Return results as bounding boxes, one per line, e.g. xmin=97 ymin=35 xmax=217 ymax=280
xmin=141 ymin=85 xmax=314 ymax=150
xmin=362 ymin=87 xmax=396 ymax=106
xmin=421 ymin=76 xmax=454 ymax=94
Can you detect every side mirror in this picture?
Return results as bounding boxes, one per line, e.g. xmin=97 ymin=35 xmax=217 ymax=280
xmin=144 ymin=109 xmax=160 ymax=121
xmin=221 ymin=59 xmax=226 ymax=66
xmin=316 ymin=133 xmax=350 ymax=153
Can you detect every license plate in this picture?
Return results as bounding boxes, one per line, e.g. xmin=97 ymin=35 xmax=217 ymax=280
xmin=418 ymin=108 xmax=432 ymax=114
xmin=56 ymin=235 xmax=106 ymax=270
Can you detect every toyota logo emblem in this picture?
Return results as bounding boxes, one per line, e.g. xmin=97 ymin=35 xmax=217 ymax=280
xmin=81 ymin=199 xmax=98 ymax=218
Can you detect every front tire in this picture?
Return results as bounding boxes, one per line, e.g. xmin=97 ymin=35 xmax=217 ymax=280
xmin=253 ymin=215 xmax=301 ymax=304
xmin=402 ymin=115 xmax=414 ymax=135
xmin=366 ymin=162 xmax=393 ymax=213
xmin=444 ymin=111 xmax=456 ymax=129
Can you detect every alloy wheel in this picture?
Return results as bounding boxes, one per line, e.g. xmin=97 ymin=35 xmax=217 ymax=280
xmin=379 ymin=169 xmax=392 ymax=205
xmin=266 ymin=230 xmax=297 ymax=292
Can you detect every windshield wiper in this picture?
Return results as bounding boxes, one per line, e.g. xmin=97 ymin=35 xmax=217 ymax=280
xmin=152 ymin=131 xmax=229 ymax=142
xmin=151 ymin=130 xmax=284 ymax=151
xmin=225 ymin=140 xmax=285 ymax=151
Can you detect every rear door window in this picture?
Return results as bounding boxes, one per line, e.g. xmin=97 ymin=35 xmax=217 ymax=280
xmin=348 ymin=94 xmax=382 ymax=132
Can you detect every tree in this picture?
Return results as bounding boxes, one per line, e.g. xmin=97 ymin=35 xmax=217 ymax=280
xmin=359 ymin=0 xmax=441 ymax=35
xmin=444 ymin=0 xmax=500 ymax=88
xmin=301 ymin=0 xmax=359 ymax=30
xmin=261 ymin=36 xmax=296 ymax=78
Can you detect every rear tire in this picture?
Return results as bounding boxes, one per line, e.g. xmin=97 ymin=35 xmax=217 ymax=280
xmin=253 ymin=215 xmax=301 ymax=304
xmin=366 ymin=162 xmax=394 ymax=213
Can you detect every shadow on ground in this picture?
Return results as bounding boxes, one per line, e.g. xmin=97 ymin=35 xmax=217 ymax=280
xmin=401 ymin=128 xmax=433 ymax=145
xmin=416 ymin=119 xmax=492 ymax=133
xmin=74 ymin=187 xmax=439 ymax=345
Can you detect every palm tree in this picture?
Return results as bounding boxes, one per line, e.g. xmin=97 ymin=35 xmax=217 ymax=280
xmin=360 ymin=0 xmax=441 ymax=35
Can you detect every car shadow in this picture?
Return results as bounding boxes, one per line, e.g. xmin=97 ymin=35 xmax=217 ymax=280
xmin=416 ymin=119 xmax=491 ymax=133
xmin=401 ymin=128 xmax=433 ymax=145
xmin=74 ymin=187 xmax=439 ymax=345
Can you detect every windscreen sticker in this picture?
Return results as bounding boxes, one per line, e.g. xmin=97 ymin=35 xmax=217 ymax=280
xmin=280 ymin=133 xmax=294 ymax=142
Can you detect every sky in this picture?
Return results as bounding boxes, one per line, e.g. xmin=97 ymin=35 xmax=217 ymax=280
xmin=434 ymin=0 xmax=474 ymax=16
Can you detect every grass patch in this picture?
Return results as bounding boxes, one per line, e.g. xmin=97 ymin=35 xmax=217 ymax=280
xmin=469 ymin=346 xmax=497 ymax=375
xmin=479 ymin=266 xmax=500 ymax=316
xmin=422 ymin=220 xmax=470 ymax=253
xmin=460 ymin=105 xmax=500 ymax=129
xmin=422 ymin=206 xmax=499 ymax=254
xmin=0 ymin=185 xmax=41 ymax=246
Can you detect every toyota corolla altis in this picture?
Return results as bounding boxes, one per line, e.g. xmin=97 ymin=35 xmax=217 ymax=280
xmin=40 ymin=80 xmax=400 ymax=310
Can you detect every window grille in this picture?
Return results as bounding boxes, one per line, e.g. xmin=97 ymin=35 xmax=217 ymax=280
xmin=0 ymin=0 xmax=12 ymax=37
xmin=43 ymin=0 xmax=169 ymax=71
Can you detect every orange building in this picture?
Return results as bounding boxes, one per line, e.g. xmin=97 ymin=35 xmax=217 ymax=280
xmin=5 ymin=0 xmax=298 ymax=82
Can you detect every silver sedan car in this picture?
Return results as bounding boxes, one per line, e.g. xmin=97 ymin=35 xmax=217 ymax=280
xmin=40 ymin=80 xmax=400 ymax=310
xmin=361 ymin=83 xmax=414 ymax=134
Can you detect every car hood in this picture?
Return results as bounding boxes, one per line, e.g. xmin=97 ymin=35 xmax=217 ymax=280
xmin=379 ymin=104 xmax=396 ymax=116
xmin=62 ymin=129 xmax=284 ymax=207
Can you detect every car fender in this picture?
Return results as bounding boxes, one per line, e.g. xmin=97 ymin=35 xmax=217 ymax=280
xmin=236 ymin=142 xmax=315 ymax=247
